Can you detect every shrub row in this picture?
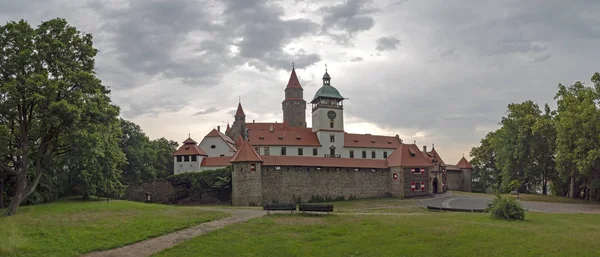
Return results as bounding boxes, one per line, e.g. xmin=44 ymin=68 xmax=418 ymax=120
xmin=166 ymin=166 xmax=232 ymax=202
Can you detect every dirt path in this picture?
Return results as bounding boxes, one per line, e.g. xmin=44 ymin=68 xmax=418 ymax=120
xmin=81 ymin=208 xmax=264 ymax=257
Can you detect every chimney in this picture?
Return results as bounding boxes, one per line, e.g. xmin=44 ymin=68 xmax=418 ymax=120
xmin=269 ymin=126 xmax=274 ymax=132
xmin=423 ymin=145 xmax=427 ymax=152
xmin=253 ymin=120 xmax=255 ymax=123
xmin=217 ymin=126 xmax=220 ymax=132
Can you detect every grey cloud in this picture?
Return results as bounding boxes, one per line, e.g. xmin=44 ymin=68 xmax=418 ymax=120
xmin=375 ymin=36 xmax=400 ymax=51
xmin=350 ymin=57 xmax=363 ymax=62
xmin=319 ymin=0 xmax=378 ymax=44
xmin=192 ymin=107 xmax=221 ymax=116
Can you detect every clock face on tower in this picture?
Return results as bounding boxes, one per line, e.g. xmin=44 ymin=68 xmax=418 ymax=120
xmin=327 ymin=110 xmax=337 ymax=120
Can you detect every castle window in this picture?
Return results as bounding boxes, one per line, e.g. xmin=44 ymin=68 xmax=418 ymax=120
xmin=278 ymin=136 xmax=284 ymax=140
xmin=255 ymin=147 xmax=260 ymax=154
xmin=210 ymin=145 xmax=216 ymax=149
xmin=330 ymin=120 xmax=334 ymax=128
xmin=264 ymin=147 xmax=270 ymax=156
xmin=362 ymin=151 xmax=367 ymax=158
xmin=383 ymin=151 xmax=388 ymax=158
xmin=298 ymin=148 xmax=303 ymax=156
xmin=220 ymin=154 xmax=225 ymax=157
xmin=350 ymin=150 xmax=354 ymax=158
xmin=259 ymin=136 xmax=265 ymax=140
xmin=184 ymin=155 xmax=190 ymax=162
xmin=330 ymin=135 xmax=335 ymax=142
xmin=313 ymin=148 xmax=318 ymax=156
xmin=281 ymin=147 xmax=287 ymax=156
xmin=191 ymin=155 xmax=197 ymax=162
xmin=371 ymin=151 xmax=376 ymax=158
xmin=176 ymin=156 xmax=182 ymax=162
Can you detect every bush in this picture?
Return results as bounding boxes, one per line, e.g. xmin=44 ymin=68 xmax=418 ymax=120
xmin=485 ymin=194 xmax=525 ymax=221
xmin=166 ymin=166 xmax=232 ymax=202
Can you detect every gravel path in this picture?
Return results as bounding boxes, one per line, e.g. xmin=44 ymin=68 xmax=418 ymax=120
xmin=81 ymin=208 xmax=264 ymax=257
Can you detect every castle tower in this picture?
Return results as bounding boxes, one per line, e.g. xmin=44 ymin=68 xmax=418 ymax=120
xmin=282 ymin=66 xmax=307 ymax=128
xmin=311 ymin=68 xmax=345 ymax=157
xmin=230 ymin=102 xmax=246 ymax=142
xmin=457 ymin=156 xmax=473 ymax=192
xmin=172 ymin=137 xmax=207 ymax=174
xmin=230 ymin=140 xmax=263 ymax=206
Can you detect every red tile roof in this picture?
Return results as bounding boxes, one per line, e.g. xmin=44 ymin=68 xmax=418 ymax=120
xmin=386 ymin=144 xmax=433 ymax=167
xmin=261 ymin=156 xmax=388 ymax=169
xmin=230 ymin=141 xmax=263 ymax=163
xmin=235 ymin=135 xmax=244 ymax=148
xmin=246 ymin=123 xmax=321 ymax=146
xmin=204 ymin=129 xmax=237 ymax=151
xmin=457 ymin=157 xmax=473 ymax=169
xmin=201 ymin=156 xmax=232 ymax=167
xmin=344 ymin=133 xmax=401 ymax=149
xmin=423 ymin=147 xmax=446 ymax=166
xmin=286 ymin=68 xmax=302 ymax=89
xmin=235 ymin=102 xmax=245 ymax=117
xmin=173 ymin=138 xmax=208 ymax=156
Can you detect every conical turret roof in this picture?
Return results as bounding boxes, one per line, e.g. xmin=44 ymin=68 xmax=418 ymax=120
xmin=230 ymin=140 xmax=263 ymax=163
xmin=457 ymin=156 xmax=473 ymax=169
xmin=286 ymin=68 xmax=302 ymax=89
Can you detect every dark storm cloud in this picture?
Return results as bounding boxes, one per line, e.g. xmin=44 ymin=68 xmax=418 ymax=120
xmin=375 ymin=36 xmax=400 ymax=51
xmin=319 ymin=0 xmax=378 ymax=44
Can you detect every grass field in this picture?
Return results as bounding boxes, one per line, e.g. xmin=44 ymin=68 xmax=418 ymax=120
xmin=451 ymin=191 xmax=600 ymax=205
xmin=0 ymin=198 xmax=229 ymax=257
xmin=155 ymin=211 xmax=600 ymax=257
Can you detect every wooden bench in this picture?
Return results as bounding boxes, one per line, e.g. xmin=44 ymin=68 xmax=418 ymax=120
xmin=263 ymin=203 xmax=296 ymax=215
xmin=298 ymin=204 xmax=334 ymax=215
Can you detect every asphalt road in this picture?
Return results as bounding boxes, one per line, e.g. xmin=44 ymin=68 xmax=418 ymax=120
xmin=418 ymin=194 xmax=600 ymax=213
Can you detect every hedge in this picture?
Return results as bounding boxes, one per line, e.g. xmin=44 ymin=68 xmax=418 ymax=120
xmin=167 ymin=166 xmax=232 ymax=202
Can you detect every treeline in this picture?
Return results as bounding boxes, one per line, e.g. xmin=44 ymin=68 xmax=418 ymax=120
xmin=471 ymin=72 xmax=600 ymax=200
xmin=0 ymin=19 xmax=178 ymax=216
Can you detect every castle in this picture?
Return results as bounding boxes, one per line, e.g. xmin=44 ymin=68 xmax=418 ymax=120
xmin=172 ymin=67 xmax=473 ymax=205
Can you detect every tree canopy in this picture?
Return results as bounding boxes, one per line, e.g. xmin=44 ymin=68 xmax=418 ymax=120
xmin=471 ymin=72 xmax=600 ymax=200
xmin=0 ymin=18 xmax=180 ymax=215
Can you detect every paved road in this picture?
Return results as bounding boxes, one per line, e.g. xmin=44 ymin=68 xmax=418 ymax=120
xmin=418 ymin=194 xmax=600 ymax=213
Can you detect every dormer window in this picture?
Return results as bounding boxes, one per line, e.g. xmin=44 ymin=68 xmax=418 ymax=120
xmin=296 ymin=136 xmax=301 ymax=140
xmin=278 ymin=136 xmax=284 ymax=140
xmin=353 ymin=139 xmax=358 ymax=142
xmin=371 ymin=140 xmax=375 ymax=143
xmin=259 ymin=136 xmax=265 ymax=140
xmin=387 ymin=141 xmax=392 ymax=144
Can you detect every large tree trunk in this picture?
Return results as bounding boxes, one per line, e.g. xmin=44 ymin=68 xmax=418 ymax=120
xmin=0 ymin=178 xmax=4 ymax=209
xmin=542 ymin=169 xmax=547 ymax=195
xmin=568 ymin=176 xmax=575 ymax=198
xmin=5 ymin=168 xmax=28 ymax=216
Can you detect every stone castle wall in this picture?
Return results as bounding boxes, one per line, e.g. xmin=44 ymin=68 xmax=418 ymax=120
xmin=231 ymin=162 xmax=263 ymax=205
xmin=403 ymin=168 xmax=431 ymax=197
xmin=261 ymin=166 xmax=389 ymax=203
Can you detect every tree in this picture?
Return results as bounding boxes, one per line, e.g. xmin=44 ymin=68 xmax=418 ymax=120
xmin=470 ymin=130 xmax=502 ymax=193
xmin=496 ymin=101 xmax=543 ymax=192
xmin=532 ymin=104 xmax=557 ymax=195
xmin=150 ymin=137 xmax=178 ymax=178
xmin=119 ymin=119 xmax=158 ymax=184
xmin=0 ymin=18 xmax=120 ymax=216
xmin=554 ymin=73 xmax=600 ymax=199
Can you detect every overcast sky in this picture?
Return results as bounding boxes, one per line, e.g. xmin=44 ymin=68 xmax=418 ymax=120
xmin=2 ymin=0 xmax=600 ymax=164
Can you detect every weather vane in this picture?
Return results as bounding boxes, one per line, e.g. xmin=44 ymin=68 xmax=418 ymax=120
xmin=292 ymin=62 xmax=294 ymax=69
xmin=325 ymin=63 xmax=328 ymax=72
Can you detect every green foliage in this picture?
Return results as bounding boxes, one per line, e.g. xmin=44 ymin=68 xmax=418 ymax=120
xmin=485 ymin=194 xmax=525 ymax=221
xmin=0 ymin=18 xmax=125 ymax=215
xmin=119 ymin=119 xmax=178 ymax=184
xmin=167 ymin=167 xmax=232 ymax=202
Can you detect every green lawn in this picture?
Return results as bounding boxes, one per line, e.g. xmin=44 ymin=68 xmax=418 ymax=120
xmin=452 ymin=191 xmax=600 ymax=205
xmin=155 ymin=212 xmax=600 ymax=257
xmin=321 ymin=197 xmax=426 ymax=213
xmin=0 ymin=198 xmax=229 ymax=257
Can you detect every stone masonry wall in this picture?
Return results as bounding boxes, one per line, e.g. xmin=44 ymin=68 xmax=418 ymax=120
xmin=462 ymin=169 xmax=472 ymax=192
xmin=232 ymin=162 xmax=263 ymax=206
xmin=446 ymin=171 xmax=463 ymax=191
xmin=403 ymin=168 xmax=431 ymax=198
xmin=261 ymin=166 xmax=388 ymax=203
xmin=124 ymin=178 xmax=176 ymax=204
